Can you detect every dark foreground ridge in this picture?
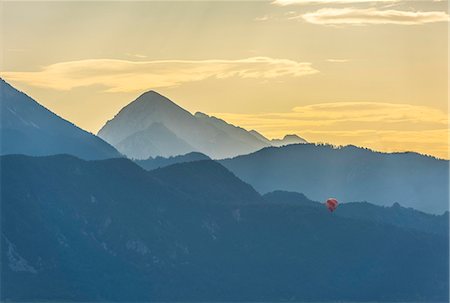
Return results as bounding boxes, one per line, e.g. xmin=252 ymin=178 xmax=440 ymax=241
xmin=1 ymin=154 xmax=448 ymax=301
xmin=135 ymin=151 xmax=210 ymax=170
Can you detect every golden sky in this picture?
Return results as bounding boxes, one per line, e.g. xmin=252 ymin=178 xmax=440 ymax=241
xmin=1 ymin=0 xmax=448 ymax=159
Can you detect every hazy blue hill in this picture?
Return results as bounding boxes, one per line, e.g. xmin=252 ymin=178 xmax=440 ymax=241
xmin=263 ymin=190 xmax=321 ymax=207
xmin=0 ymin=79 xmax=121 ymax=160
xmin=135 ymin=151 xmax=210 ymax=170
xmin=1 ymin=154 xmax=448 ymax=301
xmin=150 ymin=160 xmax=263 ymax=205
xmin=115 ymin=122 xmax=195 ymax=159
xmin=220 ymin=143 xmax=449 ymax=214
xmin=270 ymin=134 xmax=307 ymax=146
xmin=264 ymin=190 xmax=449 ymax=236
xmin=339 ymin=201 xmax=449 ymax=236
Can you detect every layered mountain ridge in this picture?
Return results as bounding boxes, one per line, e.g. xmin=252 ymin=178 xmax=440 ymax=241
xmin=220 ymin=143 xmax=449 ymax=214
xmin=0 ymin=79 xmax=448 ymax=301
xmin=1 ymin=154 xmax=448 ymax=301
xmin=98 ymin=91 xmax=306 ymax=159
xmin=135 ymin=151 xmax=210 ymax=171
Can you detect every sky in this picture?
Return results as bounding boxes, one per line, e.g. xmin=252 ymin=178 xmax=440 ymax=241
xmin=1 ymin=0 xmax=448 ymax=159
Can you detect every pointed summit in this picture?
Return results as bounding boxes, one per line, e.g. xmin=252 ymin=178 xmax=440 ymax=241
xmin=98 ymin=91 xmax=196 ymax=149
xmin=135 ymin=90 xmax=173 ymax=103
xmin=121 ymin=90 xmax=190 ymax=116
xmin=142 ymin=89 xmax=161 ymax=96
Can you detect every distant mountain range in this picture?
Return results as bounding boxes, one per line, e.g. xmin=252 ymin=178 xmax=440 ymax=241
xmin=135 ymin=145 xmax=449 ymax=215
xmin=220 ymin=144 xmax=449 ymax=214
xmin=1 ymin=78 xmax=449 ymax=302
xmin=98 ymin=90 xmax=306 ymax=159
xmin=0 ymin=80 xmax=306 ymax=161
xmin=0 ymin=79 xmax=121 ymax=160
xmin=3 ymin=78 xmax=447 ymax=215
xmin=1 ymin=154 xmax=448 ymax=301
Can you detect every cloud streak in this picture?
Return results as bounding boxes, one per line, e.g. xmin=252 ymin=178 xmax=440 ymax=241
xmin=302 ymin=7 xmax=449 ymax=25
xmin=1 ymin=57 xmax=318 ymax=93
xmin=212 ymin=102 xmax=448 ymax=158
xmin=273 ymin=0 xmax=399 ymax=5
xmin=327 ymin=58 xmax=349 ymax=62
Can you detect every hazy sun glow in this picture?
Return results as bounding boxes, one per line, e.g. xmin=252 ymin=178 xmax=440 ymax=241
xmin=1 ymin=0 xmax=448 ymax=159
xmin=212 ymin=102 xmax=449 ymax=158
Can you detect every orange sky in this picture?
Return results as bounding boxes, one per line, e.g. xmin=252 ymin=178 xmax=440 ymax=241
xmin=1 ymin=0 xmax=448 ymax=159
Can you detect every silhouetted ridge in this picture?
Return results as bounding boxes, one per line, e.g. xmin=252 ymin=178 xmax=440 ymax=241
xmin=263 ymin=190 xmax=449 ymax=235
xmin=263 ymin=190 xmax=321 ymax=208
xmin=150 ymin=160 xmax=263 ymax=204
xmin=1 ymin=155 xmax=448 ymax=301
xmin=0 ymin=80 xmax=121 ymax=160
xmin=135 ymin=152 xmax=210 ymax=170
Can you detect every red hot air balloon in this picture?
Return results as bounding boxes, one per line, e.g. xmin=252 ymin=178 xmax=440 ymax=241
xmin=326 ymin=198 xmax=338 ymax=212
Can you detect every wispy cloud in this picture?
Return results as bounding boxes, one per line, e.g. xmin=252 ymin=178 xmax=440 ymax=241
xmin=273 ymin=0 xmax=399 ymax=5
xmin=125 ymin=53 xmax=148 ymax=59
xmin=212 ymin=102 xmax=448 ymax=158
xmin=1 ymin=57 xmax=318 ymax=93
xmin=327 ymin=58 xmax=349 ymax=62
xmin=254 ymin=15 xmax=271 ymax=21
xmin=302 ymin=7 xmax=449 ymax=25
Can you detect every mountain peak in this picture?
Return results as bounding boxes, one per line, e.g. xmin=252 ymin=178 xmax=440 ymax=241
xmin=97 ymin=89 xmax=197 ymax=150
xmin=132 ymin=90 xmax=176 ymax=106
xmin=141 ymin=89 xmax=164 ymax=97
xmin=104 ymin=90 xmax=192 ymax=126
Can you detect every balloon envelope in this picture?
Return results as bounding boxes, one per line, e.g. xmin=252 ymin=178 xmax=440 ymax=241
xmin=326 ymin=198 xmax=338 ymax=212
